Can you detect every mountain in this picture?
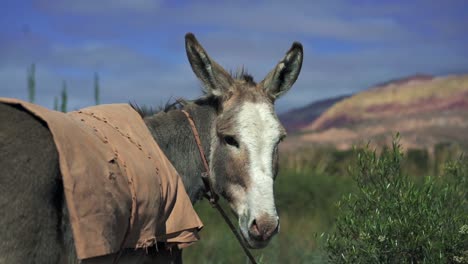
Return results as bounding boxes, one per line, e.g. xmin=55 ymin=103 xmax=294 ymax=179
xmin=279 ymin=95 xmax=350 ymax=133
xmin=293 ymin=74 xmax=468 ymax=151
xmin=371 ymin=73 xmax=434 ymax=91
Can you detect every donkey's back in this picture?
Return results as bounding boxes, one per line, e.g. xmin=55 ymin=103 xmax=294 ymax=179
xmin=0 ymin=104 xmax=183 ymax=264
xmin=0 ymin=103 xmax=66 ymax=263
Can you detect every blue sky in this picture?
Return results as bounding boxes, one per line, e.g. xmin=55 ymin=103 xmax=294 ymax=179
xmin=1 ymin=0 xmax=467 ymax=112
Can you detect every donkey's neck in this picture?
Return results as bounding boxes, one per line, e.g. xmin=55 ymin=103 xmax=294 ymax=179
xmin=143 ymin=103 xmax=216 ymax=204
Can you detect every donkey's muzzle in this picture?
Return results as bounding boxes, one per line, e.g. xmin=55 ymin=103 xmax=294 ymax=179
xmin=248 ymin=214 xmax=280 ymax=242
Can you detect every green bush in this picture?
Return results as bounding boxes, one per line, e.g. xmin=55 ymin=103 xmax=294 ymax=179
xmin=326 ymin=138 xmax=468 ymax=263
xmin=404 ymin=148 xmax=430 ymax=177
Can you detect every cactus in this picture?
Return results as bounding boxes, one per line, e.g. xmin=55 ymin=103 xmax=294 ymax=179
xmin=53 ymin=96 xmax=59 ymax=111
xmin=61 ymin=81 xmax=68 ymax=113
xmin=27 ymin=64 xmax=36 ymax=103
xmin=94 ymin=72 xmax=100 ymax=105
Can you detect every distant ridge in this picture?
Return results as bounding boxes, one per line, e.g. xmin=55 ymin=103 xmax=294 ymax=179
xmin=284 ymin=73 xmax=468 ymax=151
xmin=371 ymin=73 xmax=434 ymax=90
xmin=279 ymin=94 xmax=350 ymax=133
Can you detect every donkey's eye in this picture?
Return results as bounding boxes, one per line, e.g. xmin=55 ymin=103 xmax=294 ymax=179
xmin=223 ymin=135 xmax=239 ymax=148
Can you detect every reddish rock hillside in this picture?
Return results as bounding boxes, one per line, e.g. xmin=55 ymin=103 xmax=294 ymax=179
xmin=287 ymin=74 xmax=468 ymax=151
xmin=278 ymin=95 xmax=349 ymax=133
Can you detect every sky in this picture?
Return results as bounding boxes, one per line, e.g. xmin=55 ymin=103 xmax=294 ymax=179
xmin=1 ymin=0 xmax=467 ymax=113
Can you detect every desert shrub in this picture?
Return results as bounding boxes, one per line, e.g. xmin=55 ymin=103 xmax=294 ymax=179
xmin=433 ymin=142 xmax=462 ymax=175
xmin=405 ymin=148 xmax=430 ymax=176
xmin=326 ymin=137 xmax=468 ymax=263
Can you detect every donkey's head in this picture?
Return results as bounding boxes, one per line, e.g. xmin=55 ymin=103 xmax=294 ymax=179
xmin=185 ymin=33 xmax=303 ymax=249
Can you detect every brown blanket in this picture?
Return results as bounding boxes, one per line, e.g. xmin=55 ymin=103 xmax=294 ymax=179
xmin=0 ymin=98 xmax=203 ymax=260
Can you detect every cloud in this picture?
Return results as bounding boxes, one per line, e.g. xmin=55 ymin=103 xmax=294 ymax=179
xmin=30 ymin=0 xmax=468 ymax=44
xmin=175 ymin=5 xmax=409 ymax=42
xmin=34 ymin=0 xmax=163 ymax=16
xmin=32 ymin=0 xmax=411 ymax=43
xmin=48 ymin=43 xmax=162 ymax=73
xmin=0 ymin=31 xmax=53 ymax=68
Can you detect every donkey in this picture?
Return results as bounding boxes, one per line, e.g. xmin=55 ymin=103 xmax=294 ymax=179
xmin=0 ymin=33 xmax=303 ymax=263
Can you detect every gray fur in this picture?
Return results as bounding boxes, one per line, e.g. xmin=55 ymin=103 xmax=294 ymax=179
xmin=0 ymin=103 xmax=63 ymax=263
xmin=143 ymin=99 xmax=218 ymax=202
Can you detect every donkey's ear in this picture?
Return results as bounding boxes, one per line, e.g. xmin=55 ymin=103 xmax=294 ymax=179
xmin=185 ymin=33 xmax=234 ymax=97
xmin=260 ymin=42 xmax=303 ymax=100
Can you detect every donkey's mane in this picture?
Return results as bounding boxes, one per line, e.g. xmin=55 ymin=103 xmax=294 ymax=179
xmin=130 ymin=99 xmax=183 ymax=117
xmin=132 ymin=67 xmax=254 ymax=118
xmin=231 ymin=67 xmax=256 ymax=85
xmin=131 ymin=95 xmax=219 ymax=118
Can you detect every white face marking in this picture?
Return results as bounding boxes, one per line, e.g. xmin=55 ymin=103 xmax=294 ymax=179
xmin=236 ymin=101 xmax=280 ymax=225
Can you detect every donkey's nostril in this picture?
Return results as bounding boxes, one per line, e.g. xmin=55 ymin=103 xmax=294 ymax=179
xmin=248 ymin=215 xmax=279 ymax=242
xmin=248 ymin=219 xmax=261 ymax=239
